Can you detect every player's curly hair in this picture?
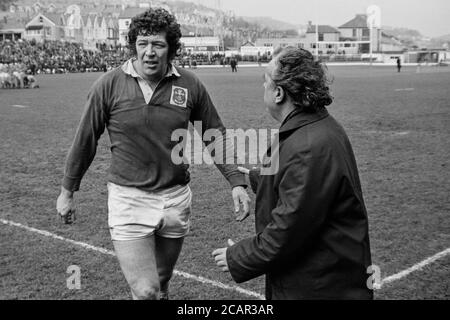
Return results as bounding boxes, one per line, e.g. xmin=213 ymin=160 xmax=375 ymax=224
xmin=270 ymin=47 xmax=333 ymax=112
xmin=127 ymin=8 xmax=182 ymax=61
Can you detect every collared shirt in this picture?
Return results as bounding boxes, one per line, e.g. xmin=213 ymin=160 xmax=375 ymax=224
xmin=62 ymin=61 xmax=246 ymax=192
xmin=121 ymin=58 xmax=181 ymax=104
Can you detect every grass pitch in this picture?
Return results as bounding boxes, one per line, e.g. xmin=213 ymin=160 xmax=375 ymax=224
xmin=0 ymin=65 xmax=449 ymax=299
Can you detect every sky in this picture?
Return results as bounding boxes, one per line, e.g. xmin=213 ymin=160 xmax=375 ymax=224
xmin=187 ymin=0 xmax=450 ymax=37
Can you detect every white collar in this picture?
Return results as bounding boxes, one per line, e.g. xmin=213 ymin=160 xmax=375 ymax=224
xmin=121 ymin=58 xmax=180 ymax=79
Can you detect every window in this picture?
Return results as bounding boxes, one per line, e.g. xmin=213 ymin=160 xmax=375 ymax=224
xmin=362 ymin=28 xmax=370 ymax=37
xmin=318 ymin=33 xmax=324 ymax=41
xmin=352 ymin=29 xmax=357 ymax=37
xmin=311 ymin=44 xmax=316 ymax=49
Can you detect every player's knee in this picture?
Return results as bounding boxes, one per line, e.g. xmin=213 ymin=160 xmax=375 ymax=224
xmin=132 ymin=281 xmax=160 ymax=300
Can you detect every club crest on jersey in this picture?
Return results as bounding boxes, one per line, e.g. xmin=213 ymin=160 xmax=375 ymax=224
xmin=170 ymin=86 xmax=188 ymax=108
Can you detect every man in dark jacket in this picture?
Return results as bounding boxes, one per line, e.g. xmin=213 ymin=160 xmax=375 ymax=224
xmin=230 ymin=57 xmax=238 ymax=72
xmin=397 ymin=57 xmax=402 ymax=72
xmin=213 ymin=47 xmax=373 ymax=300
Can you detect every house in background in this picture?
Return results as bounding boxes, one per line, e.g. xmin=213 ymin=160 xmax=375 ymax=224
xmin=64 ymin=5 xmax=84 ymax=43
xmin=93 ymin=15 xmax=108 ymax=47
xmin=106 ymin=16 xmax=119 ymax=48
xmin=23 ymin=13 xmax=64 ymax=42
xmin=118 ymin=7 xmax=146 ymax=46
xmin=0 ymin=16 xmax=25 ymax=41
xmin=305 ymin=22 xmax=340 ymax=54
xmin=338 ymin=14 xmax=381 ymax=53
xmin=82 ymin=14 xmax=96 ymax=51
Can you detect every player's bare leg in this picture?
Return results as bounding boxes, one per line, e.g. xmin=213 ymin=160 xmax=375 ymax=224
xmin=155 ymin=236 xmax=184 ymax=300
xmin=113 ymin=236 xmax=160 ymax=300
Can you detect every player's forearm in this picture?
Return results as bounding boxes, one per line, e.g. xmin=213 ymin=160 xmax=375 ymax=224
xmin=214 ymin=163 xmax=247 ymax=188
xmin=203 ymin=127 xmax=247 ymax=188
xmin=62 ymin=144 xmax=98 ymax=192
xmin=61 ymin=86 xmax=107 ymax=191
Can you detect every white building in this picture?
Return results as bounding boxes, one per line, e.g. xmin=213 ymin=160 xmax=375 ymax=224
xmin=181 ymin=36 xmax=220 ymax=53
xmin=118 ymin=7 xmax=146 ymax=46
xmin=254 ymin=37 xmax=305 ymax=49
xmin=305 ymin=23 xmax=341 ymax=54
xmin=64 ymin=5 xmax=84 ymax=43
xmin=338 ymin=14 xmax=381 ymax=53
xmin=240 ymin=41 xmax=273 ymax=58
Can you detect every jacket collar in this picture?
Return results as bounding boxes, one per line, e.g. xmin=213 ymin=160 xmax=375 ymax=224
xmin=279 ymin=107 xmax=329 ymax=135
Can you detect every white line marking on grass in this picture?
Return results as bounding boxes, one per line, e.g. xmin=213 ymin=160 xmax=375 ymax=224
xmin=364 ymin=130 xmax=410 ymax=136
xmin=0 ymin=218 xmax=264 ymax=299
xmin=10 ymin=105 xmax=31 ymax=108
xmin=394 ymin=88 xmax=415 ymax=92
xmin=381 ymin=247 xmax=450 ymax=287
xmin=394 ymin=131 xmax=410 ymax=136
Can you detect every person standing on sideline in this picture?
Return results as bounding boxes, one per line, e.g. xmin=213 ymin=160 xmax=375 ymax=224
xmin=397 ymin=57 xmax=402 ymax=72
xmin=213 ymin=47 xmax=373 ymax=300
xmin=230 ymin=57 xmax=238 ymax=72
xmin=56 ymin=8 xmax=250 ymax=300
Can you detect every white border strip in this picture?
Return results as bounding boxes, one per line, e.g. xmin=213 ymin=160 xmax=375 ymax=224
xmin=381 ymin=247 xmax=450 ymax=286
xmin=0 ymin=219 xmax=264 ymax=299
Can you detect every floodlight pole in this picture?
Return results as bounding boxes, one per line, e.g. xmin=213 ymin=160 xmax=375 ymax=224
xmin=369 ymin=25 xmax=373 ymax=66
xmin=316 ymin=23 xmax=319 ymax=59
xmin=314 ymin=1 xmax=319 ymax=60
xmin=195 ymin=25 xmax=198 ymax=53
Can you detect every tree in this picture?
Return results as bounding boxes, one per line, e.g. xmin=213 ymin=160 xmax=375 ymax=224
xmin=0 ymin=0 xmax=16 ymax=12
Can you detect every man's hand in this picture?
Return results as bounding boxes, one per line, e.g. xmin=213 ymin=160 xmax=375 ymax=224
xmin=56 ymin=187 xmax=76 ymax=224
xmin=212 ymin=239 xmax=235 ymax=272
xmin=232 ymin=186 xmax=250 ymax=222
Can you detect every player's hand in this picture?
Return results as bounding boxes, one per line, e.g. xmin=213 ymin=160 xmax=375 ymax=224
xmin=232 ymin=186 xmax=250 ymax=222
xmin=56 ymin=187 xmax=76 ymax=224
xmin=212 ymin=239 xmax=235 ymax=272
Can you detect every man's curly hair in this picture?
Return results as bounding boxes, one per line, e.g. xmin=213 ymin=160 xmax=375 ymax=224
xmin=270 ymin=47 xmax=333 ymax=112
xmin=127 ymin=8 xmax=182 ymax=61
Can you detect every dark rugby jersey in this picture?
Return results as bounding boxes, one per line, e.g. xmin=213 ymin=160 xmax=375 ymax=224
xmin=62 ymin=62 xmax=246 ymax=192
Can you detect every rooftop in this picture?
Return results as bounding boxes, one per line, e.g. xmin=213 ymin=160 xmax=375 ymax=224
xmin=118 ymin=7 xmax=147 ymax=19
xmin=306 ymin=24 xmax=340 ymax=34
xmin=339 ymin=14 xmax=368 ymax=29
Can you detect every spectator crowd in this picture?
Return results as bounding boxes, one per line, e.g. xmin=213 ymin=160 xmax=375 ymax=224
xmin=0 ymin=39 xmax=131 ymax=74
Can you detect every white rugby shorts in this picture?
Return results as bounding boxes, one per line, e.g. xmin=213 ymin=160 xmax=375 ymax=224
xmin=107 ymin=182 xmax=192 ymax=241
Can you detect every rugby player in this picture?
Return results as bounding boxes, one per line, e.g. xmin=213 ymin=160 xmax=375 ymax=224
xmin=57 ymin=8 xmax=250 ymax=300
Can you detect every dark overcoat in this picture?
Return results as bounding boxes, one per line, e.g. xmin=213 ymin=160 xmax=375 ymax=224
xmin=227 ymin=108 xmax=373 ymax=300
